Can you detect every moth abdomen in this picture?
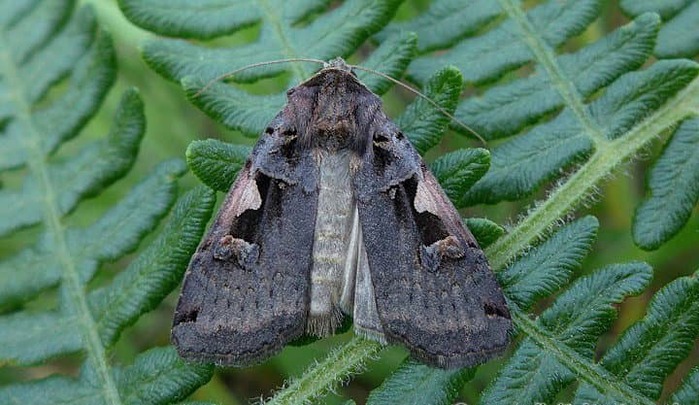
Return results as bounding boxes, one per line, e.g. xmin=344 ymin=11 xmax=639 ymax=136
xmin=308 ymin=150 xmax=355 ymax=337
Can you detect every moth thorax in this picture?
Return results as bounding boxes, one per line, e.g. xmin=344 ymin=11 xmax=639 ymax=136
xmin=309 ymin=126 xmax=355 ymax=151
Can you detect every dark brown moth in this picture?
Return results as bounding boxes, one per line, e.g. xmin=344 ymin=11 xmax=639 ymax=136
xmin=172 ymin=58 xmax=512 ymax=369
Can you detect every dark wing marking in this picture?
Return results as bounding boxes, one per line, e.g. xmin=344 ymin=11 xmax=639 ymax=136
xmin=354 ymin=120 xmax=511 ymax=369
xmin=172 ymin=119 xmax=319 ymax=366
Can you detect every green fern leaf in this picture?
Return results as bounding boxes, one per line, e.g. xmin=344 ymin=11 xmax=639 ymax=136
xmin=366 ymin=360 xmax=473 ymax=405
xmin=621 ymin=0 xmax=699 ymax=58
xmin=126 ymin=0 xmax=403 ymax=83
xmin=0 ymin=4 xmax=216 ymax=403
xmin=429 ymin=148 xmax=490 ymax=207
xmin=186 ymin=139 xmax=252 ymax=192
xmin=484 ymin=263 xmax=653 ymax=404
xmin=376 ymin=0 xmax=501 ymax=53
xmin=0 ymin=160 xmax=189 ymax=364
xmin=396 ymin=66 xmax=462 ymax=153
xmin=386 ymin=1 xmax=699 ymax=254
xmin=573 ymin=268 xmax=699 ymax=402
xmin=0 ymin=346 xmax=211 ymax=405
xmin=117 ymin=0 xmax=265 ymax=40
xmin=462 ymin=17 xmax=697 ymax=204
xmin=500 ymin=216 xmax=599 ymax=310
xmin=0 ymin=9 xmax=118 ymax=234
xmin=407 ymin=0 xmax=600 ymax=85
xmin=464 ymin=218 xmax=505 ymax=248
xmin=455 ymin=12 xmax=660 ymax=140
xmin=180 ymin=30 xmax=417 ymax=136
xmin=633 ymin=118 xmax=699 ymax=249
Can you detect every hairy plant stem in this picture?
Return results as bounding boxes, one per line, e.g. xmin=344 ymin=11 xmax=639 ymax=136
xmin=265 ymin=337 xmax=382 ymax=404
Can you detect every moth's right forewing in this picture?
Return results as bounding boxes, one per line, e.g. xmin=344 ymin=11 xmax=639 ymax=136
xmin=353 ymin=112 xmax=511 ymax=369
xmin=172 ymin=119 xmax=319 ymax=367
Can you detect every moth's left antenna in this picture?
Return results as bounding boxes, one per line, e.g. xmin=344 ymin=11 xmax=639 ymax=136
xmin=194 ymin=58 xmax=326 ymax=97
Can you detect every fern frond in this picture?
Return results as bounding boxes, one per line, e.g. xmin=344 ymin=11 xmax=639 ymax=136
xmin=366 ymin=360 xmax=473 ymax=405
xmin=633 ymin=118 xmax=699 ymax=249
xmin=0 ymin=4 xmax=215 ymax=404
xmin=500 ymin=216 xmax=599 ymax=310
xmin=464 ymin=218 xmax=505 ymax=249
xmin=621 ymin=0 xmax=699 ymax=58
xmin=484 ymin=263 xmax=653 ymax=404
xmin=574 ymin=268 xmax=699 ymax=402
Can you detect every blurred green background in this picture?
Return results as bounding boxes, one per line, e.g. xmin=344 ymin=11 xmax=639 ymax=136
xmin=1 ymin=0 xmax=697 ymax=403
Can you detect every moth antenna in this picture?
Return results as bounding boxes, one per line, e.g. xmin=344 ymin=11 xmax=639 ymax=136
xmin=194 ymin=58 xmax=327 ymax=98
xmin=350 ymin=65 xmax=488 ymax=146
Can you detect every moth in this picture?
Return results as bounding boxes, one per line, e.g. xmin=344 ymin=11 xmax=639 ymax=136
xmin=172 ymin=58 xmax=512 ymax=369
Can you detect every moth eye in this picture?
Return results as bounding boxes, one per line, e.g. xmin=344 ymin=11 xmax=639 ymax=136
xmin=265 ymin=127 xmax=274 ymax=134
xmin=396 ymin=131 xmax=405 ymax=140
xmin=286 ymin=88 xmax=295 ymax=96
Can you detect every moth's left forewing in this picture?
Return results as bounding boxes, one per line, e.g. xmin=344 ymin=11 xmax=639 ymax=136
xmin=172 ymin=111 xmax=320 ymax=367
xmin=353 ymin=113 xmax=511 ymax=369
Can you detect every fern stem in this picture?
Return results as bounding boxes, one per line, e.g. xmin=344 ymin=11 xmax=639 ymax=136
xmin=265 ymin=338 xmax=382 ymax=405
xmin=511 ymin=311 xmax=654 ymax=404
xmin=0 ymin=32 xmax=122 ymax=405
xmin=486 ymin=76 xmax=699 ymax=271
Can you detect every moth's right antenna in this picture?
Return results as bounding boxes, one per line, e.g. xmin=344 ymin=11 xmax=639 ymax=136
xmin=351 ymin=65 xmax=488 ymax=146
xmin=194 ymin=58 xmax=327 ymax=98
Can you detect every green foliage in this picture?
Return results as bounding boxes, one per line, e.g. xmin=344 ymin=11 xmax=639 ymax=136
xmin=633 ymin=118 xmax=699 ymax=249
xmin=186 ymin=140 xmax=252 ymax=193
xmin=0 ymin=3 xmax=215 ymax=404
xmin=485 ymin=262 xmax=654 ymax=404
xmin=464 ymin=218 xmax=505 ymax=249
xmin=367 ymin=360 xmax=473 ymax=405
xmin=2 ymin=0 xmax=698 ymax=404
xmin=574 ymin=268 xmax=699 ymax=402
xmin=621 ymin=0 xmax=699 ymax=58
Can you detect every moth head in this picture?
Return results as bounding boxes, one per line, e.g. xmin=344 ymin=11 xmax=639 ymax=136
xmin=323 ymin=57 xmax=352 ymax=73
xmin=286 ymin=66 xmax=377 ymax=153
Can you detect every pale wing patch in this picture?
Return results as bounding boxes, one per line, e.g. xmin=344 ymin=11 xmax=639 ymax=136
xmin=414 ymin=178 xmax=440 ymax=215
xmin=232 ymin=175 xmax=262 ymax=217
